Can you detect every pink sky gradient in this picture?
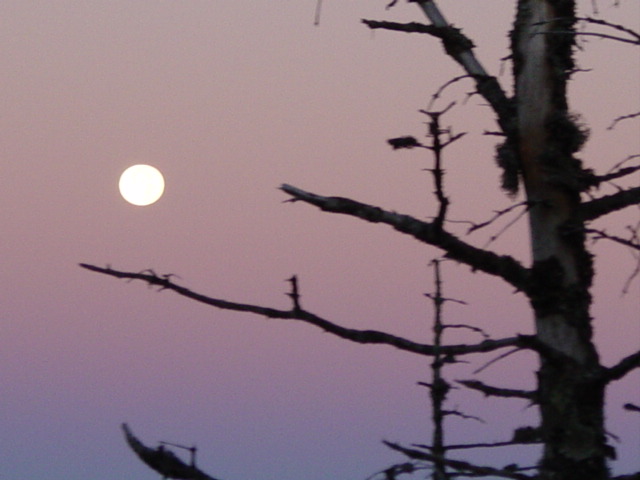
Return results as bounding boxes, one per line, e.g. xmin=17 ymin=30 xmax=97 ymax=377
xmin=1 ymin=1 xmax=638 ymax=479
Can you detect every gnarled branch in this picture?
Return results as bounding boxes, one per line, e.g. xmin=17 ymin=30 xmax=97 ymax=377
xmin=79 ymin=263 xmax=526 ymax=358
xmin=280 ymin=184 xmax=530 ymax=292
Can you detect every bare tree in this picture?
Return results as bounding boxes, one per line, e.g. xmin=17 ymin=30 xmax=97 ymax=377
xmin=81 ymin=1 xmax=639 ymax=479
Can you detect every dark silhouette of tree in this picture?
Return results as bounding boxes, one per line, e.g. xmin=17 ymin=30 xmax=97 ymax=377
xmin=81 ymin=1 xmax=639 ymax=479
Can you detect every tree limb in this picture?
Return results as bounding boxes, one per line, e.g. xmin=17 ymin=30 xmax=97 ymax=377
xmin=601 ymin=350 xmax=640 ymax=383
xmin=79 ymin=263 xmax=525 ymax=358
xmin=383 ymin=441 xmax=534 ymax=480
xmin=578 ymin=186 xmax=640 ymax=222
xmin=457 ymin=379 xmax=535 ymax=400
xmin=280 ymin=184 xmax=530 ymax=292
xmin=587 ymin=165 xmax=640 ymax=187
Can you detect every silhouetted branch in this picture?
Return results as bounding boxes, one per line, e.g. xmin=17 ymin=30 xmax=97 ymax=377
xmin=467 ymin=202 xmax=532 ymax=234
xmin=422 ymin=108 xmax=455 ymax=230
xmin=608 ymin=112 xmax=640 ymax=130
xmin=578 ymin=186 xmax=640 ymax=222
xmin=442 ymin=409 xmax=485 ymax=423
xmin=623 ymin=403 xmax=640 ymax=413
xmin=423 ymin=294 xmax=468 ymax=307
xmin=586 ymin=228 xmax=640 ymax=251
xmin=79 ymin=263 xmax=527 ymax=358
xmin=532 ymin=16 xmax=640 ymax=45
xmin=424 ymin=258 xmax=449 ymax=479
xmin=443 ymin=324 xmax=488 ymax=338
xmin=286 ymin=275 xmax=302 ymax=311
xmin=414 ymin=428 xmax=542 ymax=451
xmin=578 ymin=17 xmax=640 ymax=44
xmin=122 ymin=424 xmax=220 ymax=480
xmin=383 ymin=441 xmax=534 ymax=480
xmin=602 ymin=349 xmax=640 ymax=382
xmin=473 ymin=347 xmax=521 ymax=374
xmin=361 ymin=17 xmax=513 ymax=134
xmin=587 ymin=165 xmax=640 ymax=186
xmin=457 ymin=379 xmax=535 ymax=400
xmin=426 ymin=75 xmax=472 ymax=111
xmin=607 ymin=155 xmax=640 ymax=174
xmin=280 ymin=184 xmax=530 ymax=292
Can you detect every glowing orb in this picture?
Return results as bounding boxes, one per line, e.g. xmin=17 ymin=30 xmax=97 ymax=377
xmin=118 ymin=164 xmax=165 ymax=206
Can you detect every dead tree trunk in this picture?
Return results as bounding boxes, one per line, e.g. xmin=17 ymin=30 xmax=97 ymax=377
xmin=513 ymin=1 xmax=608 ymax=478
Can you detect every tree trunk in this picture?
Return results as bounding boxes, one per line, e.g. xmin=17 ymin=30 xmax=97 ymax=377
xmin=513 ymin=1 xmax=610 ymax=478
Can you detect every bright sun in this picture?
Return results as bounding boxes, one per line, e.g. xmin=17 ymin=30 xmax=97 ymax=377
xmin=118 ymin=164 xmax=165 ymax=206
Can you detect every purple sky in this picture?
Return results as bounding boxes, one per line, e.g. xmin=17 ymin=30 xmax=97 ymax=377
xmin=1 ymin=1 xmax=638 ymax=479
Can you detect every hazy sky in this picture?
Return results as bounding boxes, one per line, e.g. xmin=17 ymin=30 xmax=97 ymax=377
xmin=1 ymin=1 xmax=638 ymax=479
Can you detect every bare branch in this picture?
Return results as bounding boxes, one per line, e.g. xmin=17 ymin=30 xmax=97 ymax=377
xmin=457 ymin=379 xmax=535 ymax=400
xmin=473 ymin=347 xmax=521 ymax=374
xmin=421 ymin=108 xmax=454 ymax=230
xmin=414 ymin=432 xmax=542 ymax=451
xmin=578 ymin=186 xmax=640 ymax=222
xmin=426 ymin=75 xmax=472 ymax=111
xmin=362 ymin=19 xmax=446 ymax=36
xmin=383 ymin=441 xmax=534 ymax=480
xmin=280 ymin=184 xmax=530 ymax=292
xmin=588 ymin=165 xmax=640 ymax=186
xmin=602 ymin=350 xmax=640 ymax=382
xmin=623 ymin=403 xmax=640 ymax=413
xmin=79 ymin=263 xmax=525 ymax=358
xmin=442 ymin=409 xmax=485 ymax=423
xmin=579 ymin=16 xmax=640 ymax=44
xmin=539 ymin=29 xmax=640 ymax=45
xmin=586 ymin=228 xmax=640 ymax=251
xmin=467 ymin=202 xmax=532 ymax=234
xmin=361 ymin=18 xmax=514 ymax=135
xmin=608 ymin=112 xmax=640 ymax=130
xmin=286 ymin=275 xmax=302 ymax=311
xmin=532 ymin=16 xmax=640 ymax=45
xmin=606 ymin=155 xmax=640 ymax=174
xmin=443 ymin=324 xmax=488 ymax=338
xmin=122 ymin=424 xmax=220 ymax=480
xmin=423 ymin=293 xmax=468 ymax=307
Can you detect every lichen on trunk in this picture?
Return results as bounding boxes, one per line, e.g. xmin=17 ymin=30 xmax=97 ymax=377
xmin=512 ymin=1 xmax=610 ymax=478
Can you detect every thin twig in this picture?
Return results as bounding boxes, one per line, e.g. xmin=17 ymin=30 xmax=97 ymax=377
xmin=467 ymin=202 xmax=532 ymax=234
xmin=474 ymin=348 xmax=521 ymax=374
xmin=608 ymin=112 xmax=640 ymax=130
